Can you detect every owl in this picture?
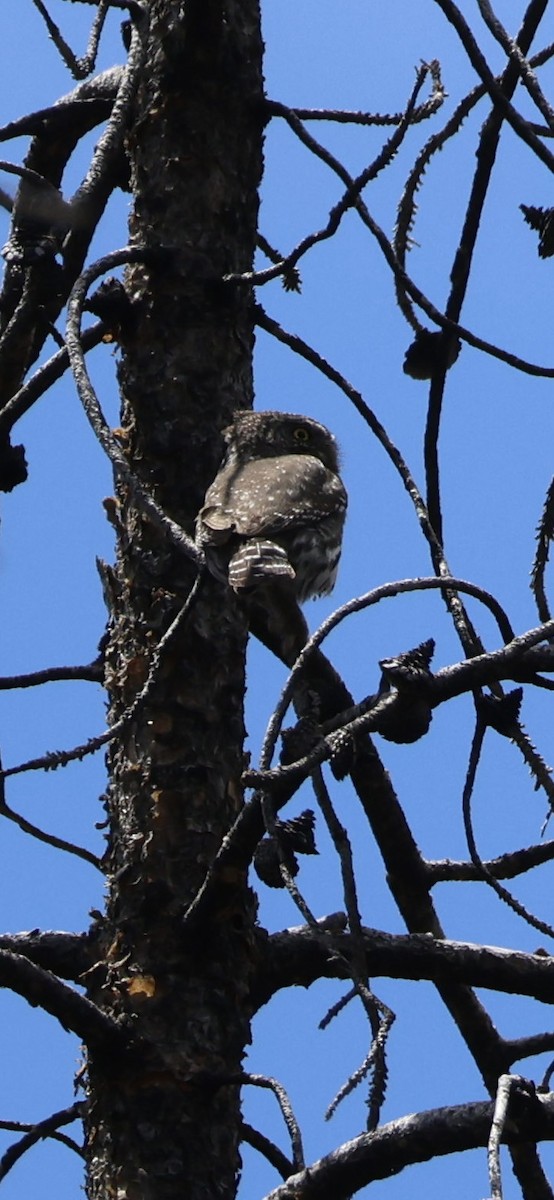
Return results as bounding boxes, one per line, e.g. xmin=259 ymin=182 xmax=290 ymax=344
xmin=196 ymin=410 xmax=347 ymax=603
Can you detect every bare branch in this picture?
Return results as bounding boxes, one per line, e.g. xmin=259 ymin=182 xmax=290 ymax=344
xmin=461 ymin=715 xmax=554 ymax=939
xmin=249 ymin=578 xmax=545 ymax=787
xmin=0 ymin=1102 xmax=84 ymax=1183
xmin=433 ymin=0 xmax=554 ymax=171
xmin=532 ymin=476 xmax=554 ymax=623
xmin=263 ymin=1094 xmax=554 ymax=1200
xmin=0 ymin=323 xmax=105 ymax=434
xmin=0 ymin=661 xmax=102 ymax=690
xmin=266 ymin=106 xmax=554 ymax=378
xmin=240 ymin=1122 xmax=293 ymax=1181
xmin=427 ymin=840 xmax=554 ymax=883
xmin=237 ymin=1075 xmax=304 ymax=1172
xmin=227 ymin=65 xmax=437 ymax=289
xmin=0 ymin=950 xmax=124 ymax=1050
xmin=289 ymin=60 xmax=446 ymax=127
xmin=476 ymin=0 xmax=554 ymax=128
xmin=31 ymin=0 xmax=111 ymax=79
xmin=0 ymin=70 xmax=119 ymax=144
xmin=0 ymin=792 xmax=101 ymax=870
xmin=66 ymin=247 xmax=201 ymax=565
xmin=424 ymin=0 xmax=549 ymax=547
xmin=0 ymin=931 xmax=93 ymax=982
xmin=252 ymin=925 xmax=554 ymax=1013
xmin=0 ymin=574 xmax=204 ymax=780
xmin=311 ymin=768 xmax=392 ymax=1129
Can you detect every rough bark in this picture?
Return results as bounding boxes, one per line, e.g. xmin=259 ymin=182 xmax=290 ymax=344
xmin=83 ymin=4 xmax=264 ymax=1198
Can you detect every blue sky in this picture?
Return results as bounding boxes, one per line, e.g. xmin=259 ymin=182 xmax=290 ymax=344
xmin=1 ymin=2 xmax=554 ymax=1197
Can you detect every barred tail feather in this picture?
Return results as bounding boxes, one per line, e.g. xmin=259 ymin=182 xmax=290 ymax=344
xmin=228 ymin=540 xmax=295 ymax=592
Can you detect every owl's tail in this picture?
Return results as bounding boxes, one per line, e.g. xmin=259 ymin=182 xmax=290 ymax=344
xmin=228 ymin=539 xmax=296 ymax=592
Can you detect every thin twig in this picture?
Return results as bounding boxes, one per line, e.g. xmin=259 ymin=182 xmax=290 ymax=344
xmin=240 ymin=1122 xmax=293 ymax=1180
xmin=289 ymin=62 xmax=446 ymax=127
xmin=433 ymin=0 xmax=554 ymax=172
xmin=31 ymin=0 xmax=111 ymax=79
xmin=65 ymin=247 xmax=201 ymax=566
xmin=476 ymin=0 xmax=554 ymax=129
xmin=531 ymin=476 xmax=554 ymax=623
xmin=312 ymin=767 xmax=393 ymax=1130
xmin=244 ymin=611 xmax=554 ymax=793
xmin=268 ymin=103 xmax=554 ymax=378
xmin=255 ymin=305 xmax=447 ymax=567
xmin=426 ymin=839 xmax=554 ymax=883
xmin=227 ymin=65 xmax=436 ymax=290
xmin=0 ymin=575 xmax=203 ymax=781
xmin=424 ymin=0 xmax=549 ymax=548
xmin=462 ymin=716 xmax=554 ymax=940
xmin=0 ymin=793 xmax=101 ymax=869
xmin=0 ymin=1103 xmax=84 ymax=1182
xmin=0 ymin=323 xmax=105 ymax=432
xmin=255 ymin=303 xmax=497 ymax=658
xmin=0 ymin=753 xmax=100 ymax=868
xmin=255 ymin=576 xmax=518 ymax=777
xmin=0 ymin=662 xmax=102 ymax=690
xmin=234 ymin=1075 xmax=305 ymax=1172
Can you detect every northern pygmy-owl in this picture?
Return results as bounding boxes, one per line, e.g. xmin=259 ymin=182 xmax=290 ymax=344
xmin=196 ymin=410 xmax=347 ymax=603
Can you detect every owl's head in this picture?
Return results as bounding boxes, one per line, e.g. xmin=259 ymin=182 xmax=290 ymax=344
xmin=224 ymin=410 xmax=341 ymax=474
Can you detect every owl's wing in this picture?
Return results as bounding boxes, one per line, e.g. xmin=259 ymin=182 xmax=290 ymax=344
xmin=200 ymin=455 xmax=346 ymax=543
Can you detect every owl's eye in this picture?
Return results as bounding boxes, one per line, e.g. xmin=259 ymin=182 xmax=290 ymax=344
xmin=293 ymin=426 xmax=310 ymax=443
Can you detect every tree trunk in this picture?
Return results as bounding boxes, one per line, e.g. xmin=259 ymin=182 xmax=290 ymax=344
xmin=84 ymin=3 xmax=264 ymax=1197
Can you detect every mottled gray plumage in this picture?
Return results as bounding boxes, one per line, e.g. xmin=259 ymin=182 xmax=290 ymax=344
xmin=196 ymin=410 xmax=347 ymax=602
